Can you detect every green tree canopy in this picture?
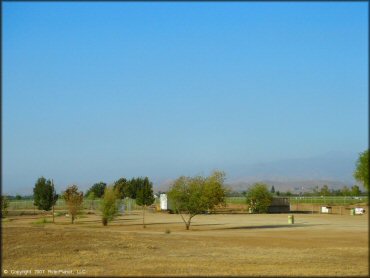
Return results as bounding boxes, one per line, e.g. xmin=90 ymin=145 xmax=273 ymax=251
xmin=320 ymin=185 xmax=331 ymax=196
xmin=86 ymin=182 xmax=106 ymax=198
xmin=167 ymin=171 xmax=227 ymax=230
xmin=353 ymin=150 xmax=368 ymax=191
xmin=127 ymin=178 xmax=142 ymax=199
xmin=351 ymin=185 xmax=361 ymax=196
xmin=135 ymin=177 xmax=155 ymax=207
xmin=341 ymin=186 xmax=351 ymax=196
xmin=113 ymin=178 xmax=129 ymax=199
xmin=33 ymin=177 xmax=58 ymax=211
xmin=245 ymin=183 xmax=273 ymax=213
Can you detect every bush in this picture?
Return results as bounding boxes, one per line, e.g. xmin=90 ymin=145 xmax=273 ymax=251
xmin=100 ymin=186 xmax=120 ymax=226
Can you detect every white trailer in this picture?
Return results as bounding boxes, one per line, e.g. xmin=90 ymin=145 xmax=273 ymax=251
xmin=321 ymin=206 xmax=332 ymax=213
xmin=355 ymin=208 xmax=365 ymax=215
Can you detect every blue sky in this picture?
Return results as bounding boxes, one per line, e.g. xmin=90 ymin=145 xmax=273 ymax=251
xmin=3 ymin=2 xmax=368 ymax=194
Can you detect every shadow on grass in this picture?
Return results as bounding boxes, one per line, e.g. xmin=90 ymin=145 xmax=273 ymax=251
xmin=216 ymin=223 xmax=325 ymax=230
xmin=114 ymin=221 xmax=182 ymax=226
xmin=191 ymin=223 xmax=225 ymax=227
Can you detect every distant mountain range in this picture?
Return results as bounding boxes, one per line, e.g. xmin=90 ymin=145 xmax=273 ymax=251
xmin=154 ymin=151 xmax=362 ymax=193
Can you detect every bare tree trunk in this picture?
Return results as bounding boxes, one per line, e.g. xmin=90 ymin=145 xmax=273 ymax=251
xmin=71 ymin=215 xmax=74 ymax=224
xmin=52 ymin=205 xmax=55 ymax=223
xmin=186 ymin=216 xmax=194 ymax=230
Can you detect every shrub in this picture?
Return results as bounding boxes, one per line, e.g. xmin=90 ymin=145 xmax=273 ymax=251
xmin=245 ymin=183 xmax=273 ymax=213
xmin=100 ymin=186 xmax=120 ymax=226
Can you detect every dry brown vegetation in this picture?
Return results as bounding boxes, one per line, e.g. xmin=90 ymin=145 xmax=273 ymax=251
xmin=2 ymin=210 xmax=368 ymax=276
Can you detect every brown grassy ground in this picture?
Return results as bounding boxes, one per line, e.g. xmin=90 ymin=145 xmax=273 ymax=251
xmin=2 ymin=210 xmax=368 ymax=276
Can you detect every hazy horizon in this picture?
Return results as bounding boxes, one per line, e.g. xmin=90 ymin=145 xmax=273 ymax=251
xmin=3 ymin=2 xmax=368 ymax=195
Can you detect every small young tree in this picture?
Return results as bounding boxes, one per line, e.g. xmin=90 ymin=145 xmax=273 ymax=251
xmin=354 ymin=150 xmax=368 ymax=191
xmin=1 ymin=196 xmax=9 ymax=218
xmin=63 ymin=185 xmax=84 ymax=224
xmin=245 ymin=183 xmax=273 ymax=213
xmin=33 ymin=177 xmax=58 ymax=212
xmin=135 ymin=177 xmax=155 ymax=228
xmin=270 ymin=185 xmax=275 ymax=194
xmin=100 ymin=186 xmax=120 ymax=226
xmin=168 ymin=171 xmax=227 ymax=230
xmin=51 ymin=180 xmax=59 ymax=223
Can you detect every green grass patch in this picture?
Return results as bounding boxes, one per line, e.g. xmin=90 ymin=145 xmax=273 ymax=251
xmin=32 ymin=218 xmax=53 ymax=225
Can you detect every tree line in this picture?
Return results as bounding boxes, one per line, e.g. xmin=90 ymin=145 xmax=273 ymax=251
xmin=1 ymin=149 xmax=368 ymax=230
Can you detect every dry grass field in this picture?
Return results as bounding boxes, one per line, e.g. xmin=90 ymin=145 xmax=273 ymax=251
xmin=2 ymin=210 xmax=368 ymax=276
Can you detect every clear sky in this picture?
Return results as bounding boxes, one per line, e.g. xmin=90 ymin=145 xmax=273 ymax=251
xmin=3 ymin=2 xmax=368 ymax=195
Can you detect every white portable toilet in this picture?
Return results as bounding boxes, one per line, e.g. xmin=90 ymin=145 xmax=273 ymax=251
xmin=160 ymin=194 xmax=167 ymax=210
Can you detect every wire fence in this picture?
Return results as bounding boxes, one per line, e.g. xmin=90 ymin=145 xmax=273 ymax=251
xmin=226 ymin=196 xmax=368 ymax=206
xmin=289 ymin=196 xmax=368 ymax=205
xmin=8 ymin=198 xmax=141 ymax=211
xmin=8 ymin=196 xmax=368 ymax=212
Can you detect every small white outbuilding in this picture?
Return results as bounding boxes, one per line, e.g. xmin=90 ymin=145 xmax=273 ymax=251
xmin=160 ymin=194 xmax=168 ymax=210
xmin=321 ymin=206 xmax=332 ymax=213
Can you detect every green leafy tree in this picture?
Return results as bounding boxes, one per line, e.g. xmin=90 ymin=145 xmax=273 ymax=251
xmin=113 ymin=178 xmax=129 ymax=199
xmin=341 ymin=186 xmax=351 ymax=196
xmin=136 ymin=177 xmax=155 ymax=228
xmin=351 ymin=185 xmax=361 ymax=196
xmin=63 ymin=185 xmax=84 ymax=224
xmin=100 ymin=186 xmax=120 ymax=226
xmin=15 ymin=194 xmax=22 ymax=200
xmin=33 ymin=177 xmax=58 ymax=211
xmin=1 ymin=196 xmax=9 ymax=218
xmin=245 ymin=183 xmax=273 ymax=213
xmin=320 ymin=185 xmax=330 ymax=196
xmin=168 ymin=171 xmax=227 ymax=230
xmin=86 ymin=182 xmax=106 ymax=198
xmin=127 ymin=178 xmax=142 ymax=199
xmin=270 ymin=185 xmax=275 ymax=194
xmin=353 ymin=150 xmax=369 ymax=191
